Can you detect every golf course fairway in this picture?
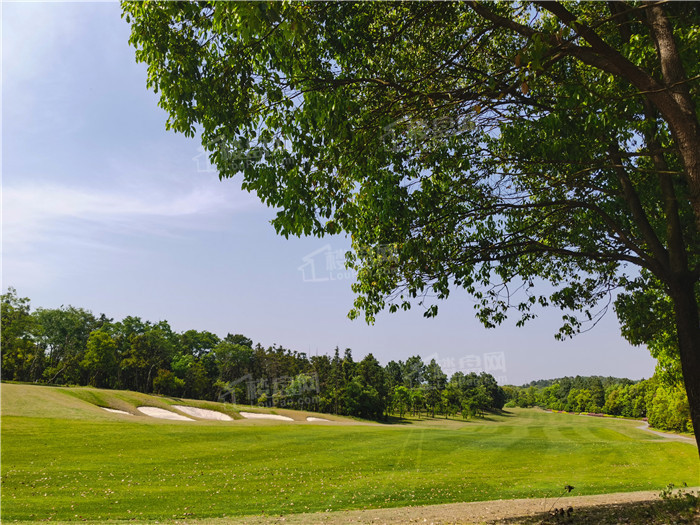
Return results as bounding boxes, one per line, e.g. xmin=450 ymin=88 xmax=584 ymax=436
xmin=1 ymin=383 xmax=697 ymax=522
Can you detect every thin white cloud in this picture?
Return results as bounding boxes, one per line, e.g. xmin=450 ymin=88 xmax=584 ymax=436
xmin=2 ymin=182 xmax=260 ymax=251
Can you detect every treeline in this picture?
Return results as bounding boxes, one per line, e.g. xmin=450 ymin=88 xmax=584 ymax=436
xmin=1 ymin=288 xmax=505 ymax=421
xmin=503 ymin=375 xmax=693 ymax=434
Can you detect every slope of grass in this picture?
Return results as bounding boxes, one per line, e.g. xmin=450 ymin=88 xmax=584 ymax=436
xmin=0 ymin=383 xmax=350 ymax=423
xmin=1 ymin=383 xmax=698 ymax=522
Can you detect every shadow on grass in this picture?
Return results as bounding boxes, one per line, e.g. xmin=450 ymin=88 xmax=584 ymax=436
xmin=383 ymin=415 xmax=414 ymax=425
xmin=382 ymin=409 xmax=516 ymax=425
xmin=499 ymin=496 xmax=699 ymax=525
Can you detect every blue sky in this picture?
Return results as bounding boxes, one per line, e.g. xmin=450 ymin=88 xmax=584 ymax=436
xmin=2 ymin=1 xmax=656 ymax=385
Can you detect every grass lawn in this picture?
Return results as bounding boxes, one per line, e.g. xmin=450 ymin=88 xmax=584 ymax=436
xmin=1 ymin=383 xmax=698 ymax=522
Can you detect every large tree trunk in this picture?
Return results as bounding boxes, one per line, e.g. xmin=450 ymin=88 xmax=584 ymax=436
xmin=670 ymin=280 xmax=700 ymax=454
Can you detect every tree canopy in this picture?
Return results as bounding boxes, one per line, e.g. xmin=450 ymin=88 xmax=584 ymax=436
xmin=122 ymin=1 xmax=700 ymax=449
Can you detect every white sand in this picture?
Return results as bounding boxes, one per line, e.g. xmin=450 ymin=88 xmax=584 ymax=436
xmin=239 ymin=411 xmax=293 ymax=421
xmin=306 ymin=416 xmax=329 ymax=422
xmin=137 ymin=406 xmax=194 ymax=421
xmin=173 ymin=405 xmax=233 ymax=421
xmin=101 ymin=407 xmax=132 ymax=415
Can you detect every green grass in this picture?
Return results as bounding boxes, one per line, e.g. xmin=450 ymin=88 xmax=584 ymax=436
xmin=1 ymin=383 xmax=698 ymax=522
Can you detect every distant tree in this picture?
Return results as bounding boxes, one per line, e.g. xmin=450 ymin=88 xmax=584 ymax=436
xmin=34 ymin=306 xmax=97 ymax=385
xmin=402 ymin=356 xmax=425 ymax=389
xmin=172 ymin=353 xmax=211 ymax=399
xmin=342 ymin=348 xmax=356 ymax=383
xmin=410 ymin=388 xmax=425 ymax=418
xmin=153 ymin=369 xmax=185 ymax=397
xmin=540 ymin=383 xmax=562 ymax=410
xmin=121 ymin=322 xmax=176 ymax=393
xmin=223 ymin=333 xmax=253 ymax=348
xmin=603 ymin=387 xmax=624 ymax=416
xmin=327 ymin=347 xmax=344 ymax=415
xmin=342 ymin=376 xmax=382 ymax=420
xmin=81 ymin=330 xmax=118 ymax=388
xmin=624 ymin=381 xmax=649 ymax=418
xmin=357 ymin=353 xmax=388 ymax=416
xmin=1 ymin=288 xmax=43 ymax=382
xmin=464 ymin=385 xmax=492 ymax=418
xmin=310 ymin=353 xmax=333 ymax=410
xmin=283 ymin=372 xmax=319 ymax=411
xmin=384 ymin=360 xmax=404 ymax=389
xmin=441 ymin=383 xmax=461 ymax=419
xmin=478 ymin=372 xmax=506 ymax=410
xmin=461 ymin=397 xmax=478 ymax=420
xmin=180 ymin=329 xmax=221 ymax=358
xmin=214 ymin=341 xmax=253 ymax=385
xmin=424 ymin=359 xmax=447 ymax=417
xmin=647 ymin=382 xmax=693 ymax=433
xmin=392 ymin=385 xmax=411 ymax=418
xmin=589 ymin=378 xmax=606 ymax=409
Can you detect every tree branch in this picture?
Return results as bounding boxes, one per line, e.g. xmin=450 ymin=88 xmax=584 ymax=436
xmin=608 ymin=146 xmax=670 ymax=277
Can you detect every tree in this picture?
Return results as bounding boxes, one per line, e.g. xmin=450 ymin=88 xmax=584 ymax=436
xmin=402 ymin=356 xmax=425 ymax=388
xmin=471 ymin=385 xmax=493 ymax=418
xmin=392 ymin=385 xmax=411 ymax=418
xmin=478 ymin=372 xmax=506 ymax=411
xmin=1 ymin=288 xmax=43 ymax=382
xmin=33 ymin=306 xmax=97 ymax=385
xmin=410 ymin=388 xmax=425 ymax=418
xmin=441 ymin=383 xmax=462 ymax=419
xmin=283 ymin=372 xmax=318 ymax=410
xmin=424 ymin=359 xmax=447 ymax=417
xmin=384 ymin=360 xmax=404 ymax=390
xmin=124 ymin=1 xmax=700 ymax=449
xmin=214 ymin=341 xmax=253 ymax=383
xmin=310 ymin=353 xmax=333 ymax=411
xmin=121 ymin=321 xmax=176 ymax=393
xmin=153 ymin=369 xmax=185 ymax=397
xmin=647 ymin=382 xmax=693 ymax=433
xmin=81 ymin=330 xmax=118 ymax=388
xmin=327 ymin=347 xmax=344 ymax=415
xmin=589 ymin=378 xmax=606 ymax=410
xmin=223 ymin=333 xmax=253 ymax=349
xmin=357 ymin=353 xmax=388 ymax=416
xmin=180 ymin=329 xmax=221 ymax=358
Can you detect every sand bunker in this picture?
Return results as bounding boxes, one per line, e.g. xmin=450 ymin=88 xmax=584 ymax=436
xmin=239 ymin=411 xmax=293 ymax=421
xmin=306 ymin=416 xmax=329 ymax=422
xmin=172 ymin=405 xmax=233 ymax=421
xmin=137 ymin=406 xmax=194 ymax=421
xmin=101 ymin=407 xmax=132 ymax=415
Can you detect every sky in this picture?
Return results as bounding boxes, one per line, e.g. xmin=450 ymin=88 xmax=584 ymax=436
xmin=1 ymin=1 xmax=657 ymax=385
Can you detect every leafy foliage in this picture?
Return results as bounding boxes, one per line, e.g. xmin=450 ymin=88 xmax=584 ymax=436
xmin=121 ymin=3 xmax=700 ymax=447
xmin=121 ymin=1 xmax=699 ymax=331
xmin=504 ymin=374 xmax=693 ymax=434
